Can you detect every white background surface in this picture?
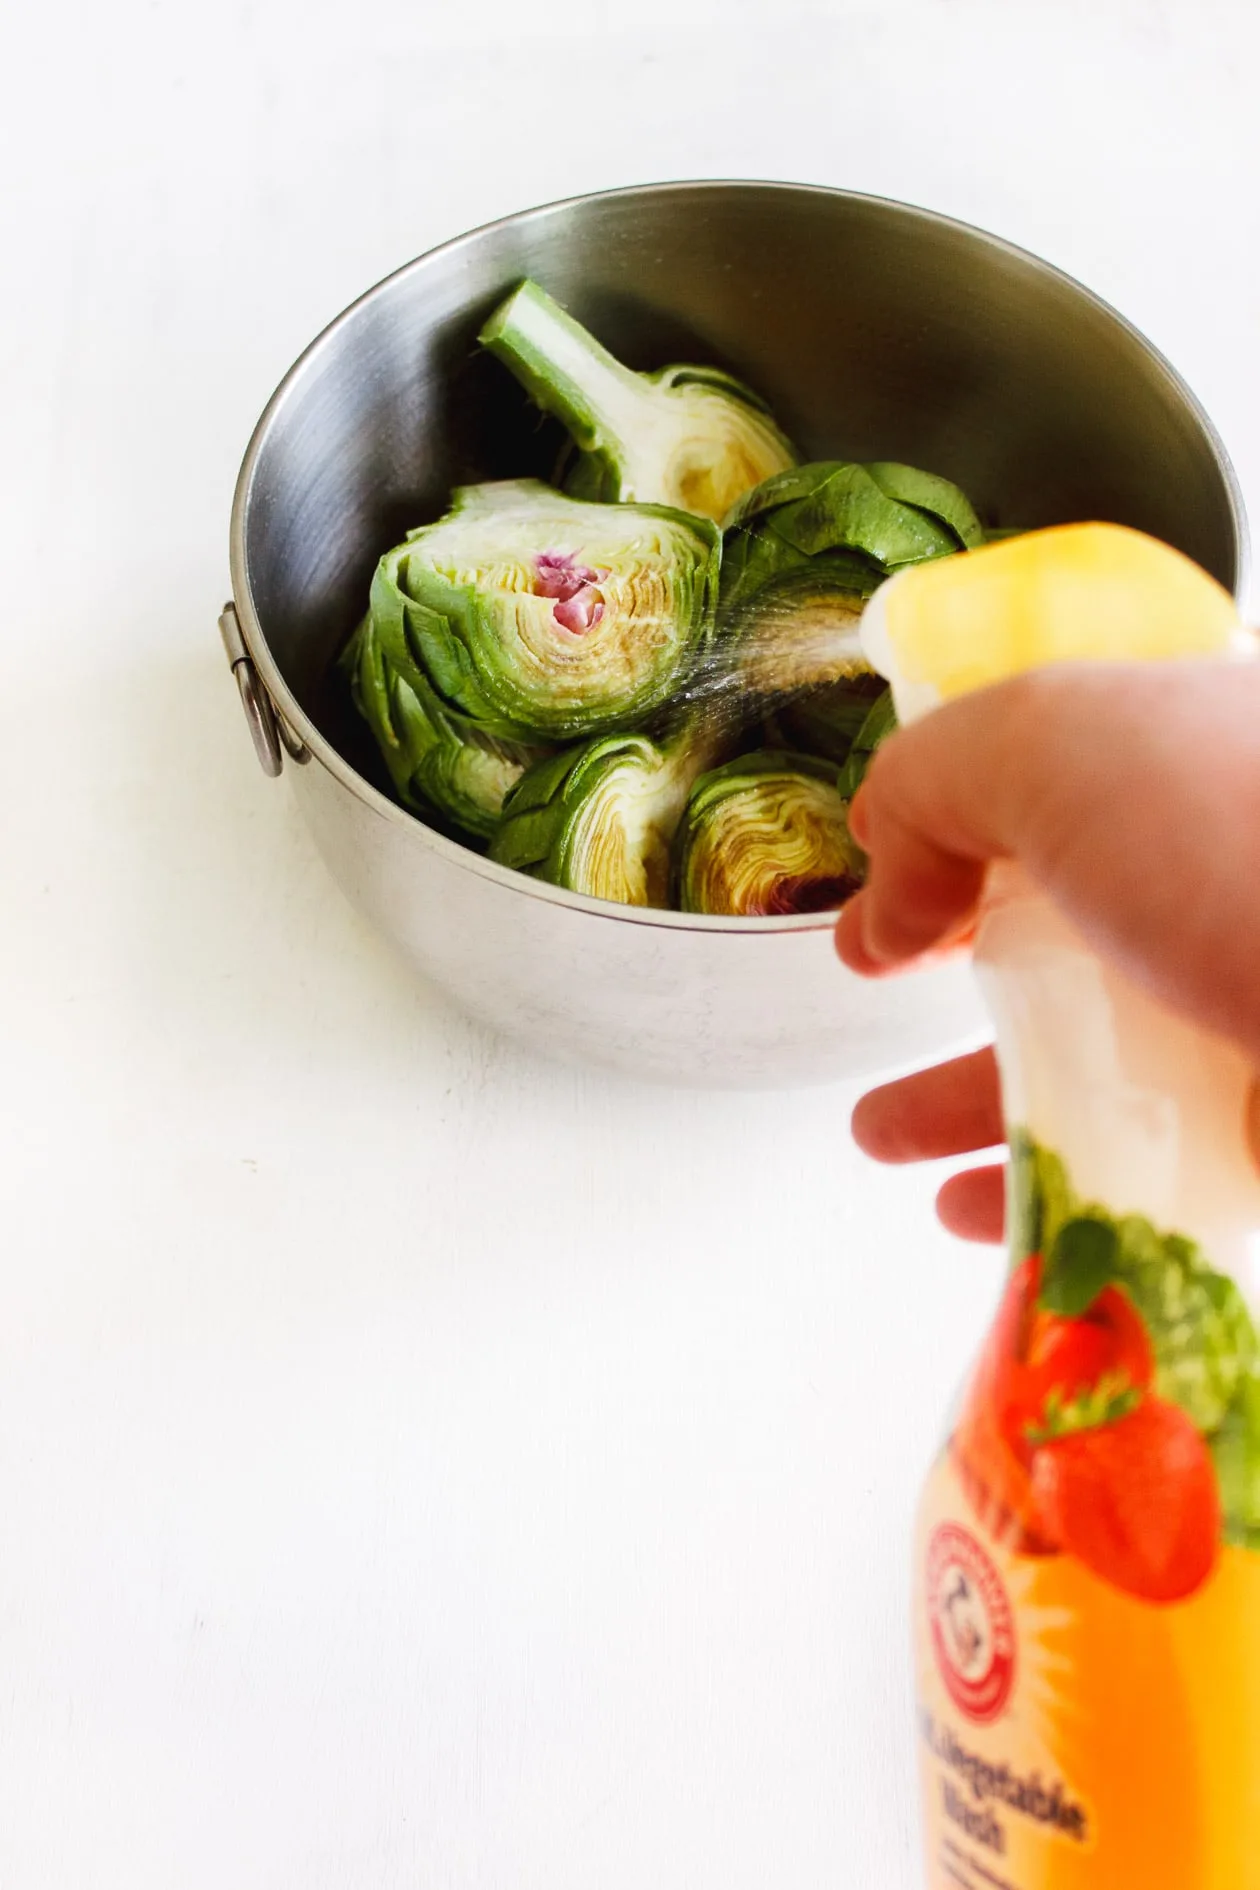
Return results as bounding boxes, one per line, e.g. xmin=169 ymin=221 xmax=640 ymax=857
xmin=2 ymin=2 xmax=1258 ymax=1884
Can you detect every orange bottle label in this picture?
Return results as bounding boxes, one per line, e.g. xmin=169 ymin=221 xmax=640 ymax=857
xmin=913 ymin=1133 xmax=1260 ymax=1889
xmin=916 ymin=1453 xmax=1260 ymax=1889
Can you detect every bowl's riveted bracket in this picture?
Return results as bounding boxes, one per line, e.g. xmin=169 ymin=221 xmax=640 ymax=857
xmin=218 ymin=602 xmax=308 ymax=776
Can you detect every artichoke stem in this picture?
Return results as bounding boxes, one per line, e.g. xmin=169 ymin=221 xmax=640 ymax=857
xmin=480 ymin=279 xmax=645 ymax=452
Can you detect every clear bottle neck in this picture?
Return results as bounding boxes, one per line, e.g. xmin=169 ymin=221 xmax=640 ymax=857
xmin=974 ymin=862 xmax=1260 ymax=1281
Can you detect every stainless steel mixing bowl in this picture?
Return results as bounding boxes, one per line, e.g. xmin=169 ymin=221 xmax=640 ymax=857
xmin=222 ymin=181 xmax=1245 ymax=1087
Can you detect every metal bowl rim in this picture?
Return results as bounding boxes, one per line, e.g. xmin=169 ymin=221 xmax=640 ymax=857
xmin=229 ymin=175 xmax=1250 ymax=936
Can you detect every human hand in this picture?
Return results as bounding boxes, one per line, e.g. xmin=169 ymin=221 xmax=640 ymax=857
xmin=852 ymin=1047 xmax=1005 ymax=1242
xmin=838 ymin=661 xmax=1260 ymax=1236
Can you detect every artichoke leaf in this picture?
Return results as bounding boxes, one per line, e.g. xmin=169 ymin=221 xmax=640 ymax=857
xmin=863 ymin=461 xmax=985 ymax=549
xmin=771 ymin=464 xmax=957 ymax=562
xmin=341 ymin=612 xmax=547 ymax=839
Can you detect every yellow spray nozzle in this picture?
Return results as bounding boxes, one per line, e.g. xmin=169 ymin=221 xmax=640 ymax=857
xmin=859 ymin=523 xmax=1244 ymax=725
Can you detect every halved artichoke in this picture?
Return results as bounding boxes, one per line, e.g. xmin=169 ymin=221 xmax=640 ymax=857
xmin=480 ymin=280 xmax=797 ymax=524
xmin=374 ymin=480 xmax=720 ymax=743
xmin=675 ymin=751 xmax=864 ymax=917
xmin=491 ymin=725 xmax=722 ymax=908
xmin=720 ymin=460 xmax=984 ymax=618
xmin=341 ymin=609 xmax=547 ymax=840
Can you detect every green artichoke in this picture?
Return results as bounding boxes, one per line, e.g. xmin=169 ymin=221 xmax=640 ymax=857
xmin=720 ymin=459 xmax=984 ymax=618
xmin=675 ymin=751 xmax=864 ymax=917
xmin=692 ymin=461 xmax=980 ymax=726
xmin=491 ymin=725 xmax=722 ymax=908
xmin=716 ymin=564 xmax=878 ymax=703
xmin=480 ymin=280 xmax=797 ymax=524
xmin=341 ymin=610 xmax=547 ymax=839
xmin=858 ymin=462 xmax=987 ymax=553
xmin=768 ymin=670 xmax=890 ymax=767
xmin=372 ymin=480 xmax=720 ymax=744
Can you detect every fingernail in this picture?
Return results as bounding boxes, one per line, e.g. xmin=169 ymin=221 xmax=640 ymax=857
xmin=835 ymin=897 xmax=881 ymax=973
xmin=836 ymin=901 xmax=912 ymax=979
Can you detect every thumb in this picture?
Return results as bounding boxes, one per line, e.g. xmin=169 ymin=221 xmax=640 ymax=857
xmin=839 ymin=676 xmax=1042 ymax=968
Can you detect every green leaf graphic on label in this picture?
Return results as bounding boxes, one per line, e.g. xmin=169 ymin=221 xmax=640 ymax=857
xmin=1009 ymin=1130 xmax=1073 ymax=1264
xmin=1010 ymin=1129 xmax=1260 ymax=1545
xmin=1026 ymin=1369 xmax=1142 ymax=1446
xmin=1211 ymin=1372 xmax=1260 ymax=1548
xmin=1112 ymin=1215 xmax=1256 ymax=1432
xmin=1040 ymin=1216 xmax=1119 ymax=1317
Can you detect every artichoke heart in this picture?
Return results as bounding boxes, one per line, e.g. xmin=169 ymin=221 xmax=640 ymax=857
xmin=492 ymin=726 xmax=722 ymax=908
xmin=377 ymin=480 xmax=720 ymax=744
xmin=676 ymin=751 xmax=864 ymax=917
xmin=341 ymin=610 xmax=547 ymax=840
xmin=480 ymin=280 xmax=797 ymax=524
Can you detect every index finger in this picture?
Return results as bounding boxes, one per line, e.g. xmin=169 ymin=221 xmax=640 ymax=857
xmin=851 ymin=1046 xmax=1003 ymax=1164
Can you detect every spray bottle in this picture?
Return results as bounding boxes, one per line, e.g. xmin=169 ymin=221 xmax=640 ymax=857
xmin=859 ymin=523 xmax=1260 ymax=1890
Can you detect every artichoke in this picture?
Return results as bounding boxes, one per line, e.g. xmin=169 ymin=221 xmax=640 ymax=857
xmin=480 ymin=279 xmax=797 ymax=524
xmin=720 ymin=460 xmax=984 ymax=618
xmin=688 ymin=460 xmax=981 ymax=729
xmin=768 ymin=670 xmax=890 ymax=766
xmin=716 ymin=564 xmax=879 ymax=703
xmin=491 ymin=725 xmax=722 ymax=908
xmin=341 ymin=610 xmax=547 ymax=840
xmin=372 ymin=480 xmax=720 ymax=743
xmin=858 ymin=462 xmax=987 ymax=553
xmin=837 ymin=688 xmax=897 ymax=799
xmin=675 ymin=751 xmax=864 ymax=917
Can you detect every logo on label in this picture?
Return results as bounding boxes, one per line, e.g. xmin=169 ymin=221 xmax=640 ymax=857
xmin=927 ymin=1523 xmax=1016 ymax=1724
